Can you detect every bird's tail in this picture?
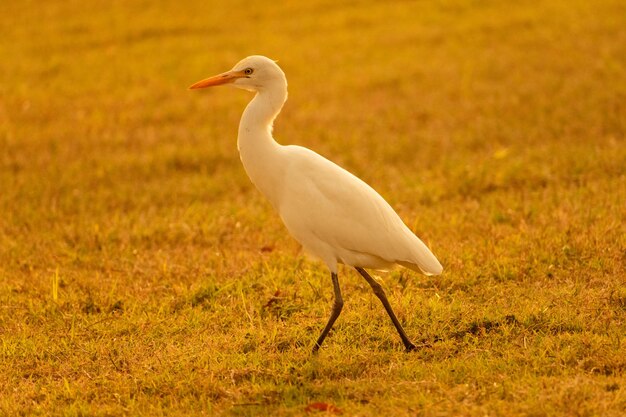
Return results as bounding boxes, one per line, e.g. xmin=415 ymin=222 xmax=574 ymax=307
xmin=398 ymin=259 xmax=442 ymax=276
xmin=397 ymin=235 xmax=443 ymax=276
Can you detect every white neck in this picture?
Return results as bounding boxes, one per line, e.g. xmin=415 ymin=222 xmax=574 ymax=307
xmin=236 ymin=82 xmax=288 ymax=207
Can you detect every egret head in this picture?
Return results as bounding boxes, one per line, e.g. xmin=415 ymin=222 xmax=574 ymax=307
xmin=189 ymin=55 xmax=286 ymax=93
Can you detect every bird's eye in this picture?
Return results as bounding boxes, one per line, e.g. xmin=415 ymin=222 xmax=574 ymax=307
xmin=244 ymin=68 xmax=254 ymax=76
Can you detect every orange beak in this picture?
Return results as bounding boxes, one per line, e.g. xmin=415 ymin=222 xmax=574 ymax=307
xmin=189 ymin=70 xmax=247 ymax=90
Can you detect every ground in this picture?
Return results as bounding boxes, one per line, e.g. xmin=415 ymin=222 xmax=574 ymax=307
xmin=1 ymin=0 xmax=625 ymax=415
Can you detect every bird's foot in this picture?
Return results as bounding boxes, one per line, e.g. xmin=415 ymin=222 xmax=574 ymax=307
xmin=405 ymin=337 xmax=440 ymax=351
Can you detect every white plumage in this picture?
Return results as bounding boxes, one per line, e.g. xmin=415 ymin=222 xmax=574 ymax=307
xmin=190 ymin=55 xmax=442 ymax=352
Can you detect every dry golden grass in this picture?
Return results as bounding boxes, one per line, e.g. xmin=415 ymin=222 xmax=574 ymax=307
xmin=1 ymin=0 xmax=625 ymax=415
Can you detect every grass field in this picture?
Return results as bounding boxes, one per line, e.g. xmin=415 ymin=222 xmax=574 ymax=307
xmin=1 ymin=0 xmax=625 ymax=415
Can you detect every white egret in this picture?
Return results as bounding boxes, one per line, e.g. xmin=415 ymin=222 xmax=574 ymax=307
xmin=190 ymin=56 xmax=443 ymax=352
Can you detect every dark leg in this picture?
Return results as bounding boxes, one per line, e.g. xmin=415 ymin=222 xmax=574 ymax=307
xmin=355 ymin=267 xmax=416 ymax=351
xmin=313 ymin=272 xmax=343 ymax=353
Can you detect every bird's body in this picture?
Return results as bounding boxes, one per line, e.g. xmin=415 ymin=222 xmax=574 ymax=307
xmin=190 ymin=55 xmax=442 ymax=351
xmin=252 ymin=143 xmax=440 ymax=275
